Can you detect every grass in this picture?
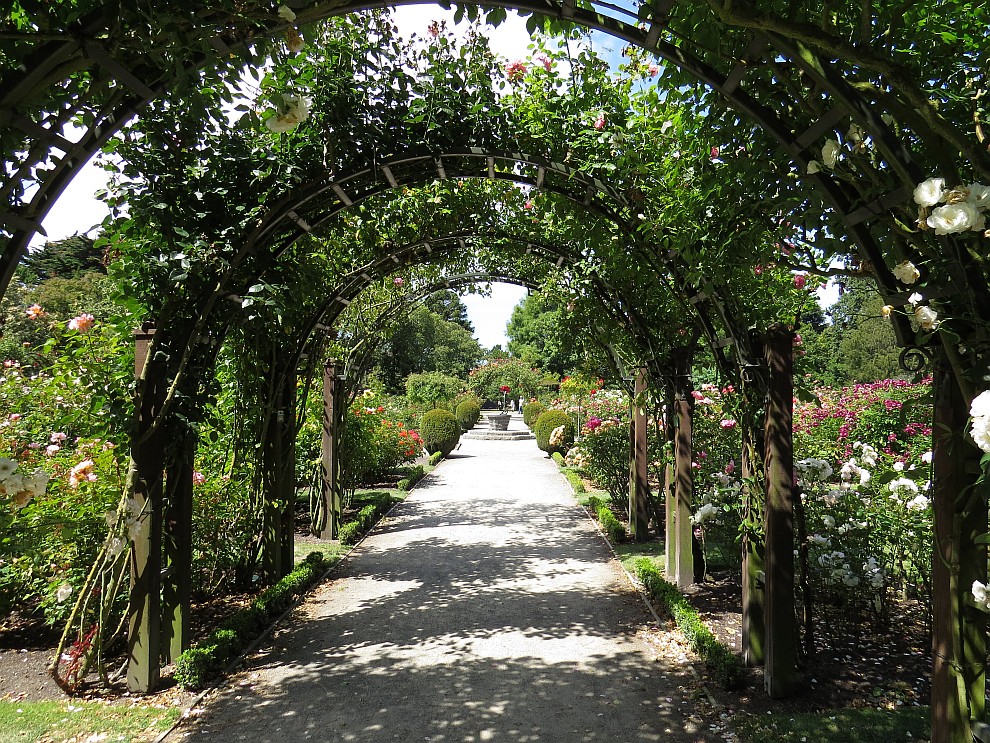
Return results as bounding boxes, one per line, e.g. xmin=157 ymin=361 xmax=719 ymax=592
xmin=0 ymin=699 xmax=181 ymax=743
xmin=613 ymin=539 xmax=665 ymax=575
xmin=733 ymin=705 xmax=930 ymax=743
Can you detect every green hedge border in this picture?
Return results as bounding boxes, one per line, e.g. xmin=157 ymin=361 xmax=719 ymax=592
xmin=635 ymin=557 xmax=745 ymax=690
xmin=586 ymin=495 xmax=625 ymax=542
xmin=174 ymin=551 xmax=328 ymax=690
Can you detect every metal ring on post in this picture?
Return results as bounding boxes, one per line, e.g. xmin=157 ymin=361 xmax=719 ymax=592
xmin=898 ymin=345 xmax=932 ymax=374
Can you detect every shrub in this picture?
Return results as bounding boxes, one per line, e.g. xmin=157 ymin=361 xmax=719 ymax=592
xmin=523 ymin=401 xmax=546 ymax=427
xmin=338 ymin=521 xmax=362 ymax=546
xmin=455 ymin=398 xmax=482 ymax=431
xmin=635 ymin=558 xmax=744 ymax=689
xmin=587 ymin=495 xmax=624 ymax=542
xmin=533 ymin=410 xmax=574 ymax=455
xmin=578 ymin=417 xmax=631 ymax=508
xmin=552 ymin=451 xmax=564 ymax=466
xmin=420 ymin=409 xmax=461 ymax=456
xmin=174 ymin=552 xmax=327 ymax=689
xmin=562 ymin=468 xmax=586 ymax=494
xmin=398 ymin=464 xmax=425 ymax=491
xmin=429 ymin=451 xmax=444 ymax=466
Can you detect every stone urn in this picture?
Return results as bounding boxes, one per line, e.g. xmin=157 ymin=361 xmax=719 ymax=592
xmin=487 ymin=413 xmax=511 ymax=431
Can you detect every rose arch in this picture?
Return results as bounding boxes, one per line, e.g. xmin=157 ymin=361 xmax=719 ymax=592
xmin=4 ymin=5 xmax=990 ymax=741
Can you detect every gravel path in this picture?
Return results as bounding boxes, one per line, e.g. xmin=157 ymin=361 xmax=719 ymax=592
xmin=172 ymin=435 xmax=715 ymax=742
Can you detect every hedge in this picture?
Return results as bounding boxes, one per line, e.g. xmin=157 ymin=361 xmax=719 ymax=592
xmin=398 ymin=464 xmax=426 ymax=491
xmin=429 ymin=451 xmax=444 ymax=466
xmin=635 ymin=558 xmax=745 ymax=690
xmin=586 ymin=495 xmax=624 ymax=542
xmin=174 ymin=552 xmax=327 ymax=689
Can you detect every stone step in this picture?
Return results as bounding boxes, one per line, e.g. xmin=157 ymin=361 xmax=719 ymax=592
xmin=461 ymin=429 xmax=535 ymax=441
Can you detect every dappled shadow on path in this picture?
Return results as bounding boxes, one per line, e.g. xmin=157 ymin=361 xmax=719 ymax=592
xmin=175 ymin=451 xmax=712 ymax=742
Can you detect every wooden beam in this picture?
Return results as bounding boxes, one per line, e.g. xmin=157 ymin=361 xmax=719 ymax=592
xmin=762 ymin=328 xmax=799 ymax=698
xmin=319 ymin=359 xmax=342 ymax=539
xmin=671 ymin=349 xmax=694 ymax=588
xmin=127 ymin=324 xmax=165 ymax=692
xmin=741 ymin=392 xmax=766 ymax=667
xmin=932 ymin=353 xmax=988 ymax=743
xmin=161 ymin=433 xmax=193 ymax=663
xmin=628 ymin=368 xmax=651 ymax=540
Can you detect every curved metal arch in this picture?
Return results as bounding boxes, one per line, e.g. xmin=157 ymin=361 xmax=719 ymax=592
xmin=233 ymin=149 xmax=758 ymax=372
xmin=236 ymin=148 xmax=628 ymax=270
xmin=1 ymin=0 xmax=927 ymax=340
xmin=290 ymin=231 xmax=663 ymax=371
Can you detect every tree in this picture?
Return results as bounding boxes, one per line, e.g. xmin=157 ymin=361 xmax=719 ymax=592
xmin=506 ymin=293 xmax=583 ymax=377
xmin=422 ymin=291 xmax=474 ymax=333
xmin=799 ymin=279 xmax=902 ymax=386
xmin=21 ymin=235 xmax=105 ymax=283
xmin=404 ymin=371 xmax=465 ymax=409
xmin=370 ymin=305 xmax=482 ymax=392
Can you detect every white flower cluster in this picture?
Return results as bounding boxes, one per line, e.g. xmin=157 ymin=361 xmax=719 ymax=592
xmin=564 ymin=446 xmax=588 ymax=468
xmin=970 ymin=391 xmax=990 ymax=453
xmin=973 ymin=580 xmax=990 ymax=613
xmin=816 ymin=549 xmax=861 ymax=587
xmin=0 ymin=456 xmax=49 ymax=510
xmin=913 ymin=178 xmax=989 ymax=235
xmin=265 ymin=93 xmax=311 ymax=133
xmin=888 ymin=476 xmax=930 ymax=510
xmin=691 ymin=502 xmax=719 ymax=525
xmin=795 ymin=457 xmax=833 ymax=487
xmin=839 ymin=457 xmax=871 ymax=488
xmin=862 ymin=556 xmax=885 ymax=589
xmin=548 ymin=425 xmax=567 ymax=448
xmin=852 ymin=442 xmax=878 ymax=467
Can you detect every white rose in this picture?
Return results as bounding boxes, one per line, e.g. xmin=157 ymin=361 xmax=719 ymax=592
xmin=277 ymin=5 xmax=296 ymax=21
xmin=915 ymin=305 xmax=939 ymax=331
xmin=821 ymin=139 xmax=841 ymax=168
xmin=921 ymin=451 xmax=933 ymax=464
xmin=846 ymin=123 xmax=865 ymax=143
xmin=971 ymin=390 xmax=990 ymax=419
xmin=974 ymin=580 xmax=990 ymax=605
xmin=892 ymin=260 xmax=920 ymax=284
xmin=971 ymin=416 xmax=990 ymax=453
xmin=906 ymin=494 xmax=930 ymax=511
xmin=913 ymin=177 xmax=946 ymax=207
xmin=908 ymin=292 xmax=923 ymax=306
xmin=967 ymin=183 xmax=990 ymax=210
xmin=266 ymin=115 xmax=298 ymax=133
xmin=807 ymin=160 xmax=821 ymax=175
xmin=927 ymin=201 xmax=981 ymax=234
xmin=56 ymin=583 xmax=73 ymax=603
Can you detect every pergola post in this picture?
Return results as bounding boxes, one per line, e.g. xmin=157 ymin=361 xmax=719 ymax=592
xmin=670 ymin=348 xmax=694 ymax=588
xmin=932 ymin=353 xmax=988 ymax=743
xmin=663 ymin=382 xmax=677 ymax=580
xmin=278 ymin=369 xmax=297 ymax=572
xmin=628 ymin=367 xmax=650 ymax=541
xmin=127 ymin=323 xmax=166 ymax=693
xmin=319 ymin=359 xmax=343 ymax=540
xmin=741 ymin=350 xmax=767 ymax=668
xmin=762 ymin=327 xmax=799 ymax=698
xmin=261 ymin=360 xmax=297 ymax=581
xmin=161 ymin=431 xmax=194 ymax=664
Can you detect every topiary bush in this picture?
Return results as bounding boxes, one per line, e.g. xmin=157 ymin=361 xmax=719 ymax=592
xmin=420 ymin=409 xmax=461 ymax=456
xmin=523 ymin=401 xmax=546 ymax=427
xmin=533 ymin=410 xmax=574 ymax=455
xmin=455 ymin=398 xmax=482 ymax=431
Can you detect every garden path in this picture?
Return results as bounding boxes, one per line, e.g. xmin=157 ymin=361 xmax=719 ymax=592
xmin=170 ymin=435 xmax=715 ymax=742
